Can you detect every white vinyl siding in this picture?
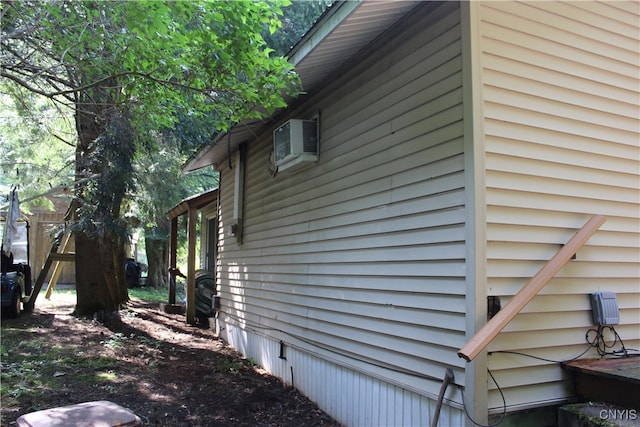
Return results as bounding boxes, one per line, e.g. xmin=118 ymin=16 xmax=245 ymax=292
xmin=217 ymin=2 xmax=467 ymax=422
xmin=221 ymin=324 xmax=465 ymax=427
xmin=477 ymin=0 xmax=640 ymax=413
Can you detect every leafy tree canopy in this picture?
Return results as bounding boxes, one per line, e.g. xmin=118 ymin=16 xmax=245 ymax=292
xmin=1 ymin=0 xmax=331 ymax=292
xmin=2 ymin=0 xmax=300 ymax=133
xmin=1 ymin=0 xmax=305 ymax=311
xmin=263 ymin=0 xmax=332 ymax=56
xmin=0 ymin=87 xmax=75 ymax=211
xmin=1 ymin=0 xmax=301 ymax=223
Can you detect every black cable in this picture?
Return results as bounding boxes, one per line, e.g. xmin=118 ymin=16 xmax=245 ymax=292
xmin=489 ymin=345 xmax=592 ymax=363
xmin=221 ymin=312 xmax=447 ymax=383
xmin=221 ymin=312 xmax=636 ymax=427
xmin=491 ymin=325 xmax=639 ymax=363
xmin=460 ymin=369 xmax=505 ymax=427
xmin=586 ymin=325 xmax=639 ymax=358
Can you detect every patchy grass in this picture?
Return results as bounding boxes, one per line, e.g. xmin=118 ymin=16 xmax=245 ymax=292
xmin=37 ymin=285 xmax=170 ymax=304
xmin=128 ymin=286 xmax=169 ymax=303
xmin=1 ymin=292 xmax=338 ymax=426
xmin=0 ymin=328 xmax=120 ymax=410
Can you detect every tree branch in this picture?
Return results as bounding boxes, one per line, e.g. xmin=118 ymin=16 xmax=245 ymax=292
xmin=51 ymin=132 xmax=76 ymax=148
xmin=0 ymin=70 xmax=55 ymax=98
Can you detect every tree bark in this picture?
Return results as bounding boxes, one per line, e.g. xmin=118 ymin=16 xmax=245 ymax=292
xmin=72 ymin=93 xmax=129 ymax=317
xmin=145 ymin=236 xmax=168 ymax=288
xmin=74 ymin=231 xmax=127 ymax=316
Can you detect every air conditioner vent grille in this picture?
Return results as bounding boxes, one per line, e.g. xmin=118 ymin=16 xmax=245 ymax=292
xmin=302 ymin=121 xmax=317 ymax=153
xmin=273 ymin=119 xmax=318 ymax=173
xmin=274 ymin=122 xmax=292 ymax=161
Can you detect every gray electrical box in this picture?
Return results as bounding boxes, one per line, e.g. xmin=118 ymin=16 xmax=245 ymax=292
xmin=590 ymin=291 xmax=619 ymax=326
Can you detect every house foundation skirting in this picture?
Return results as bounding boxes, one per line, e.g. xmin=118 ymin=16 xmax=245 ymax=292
xmin=217 ymin=318 xmax=465 ymax=427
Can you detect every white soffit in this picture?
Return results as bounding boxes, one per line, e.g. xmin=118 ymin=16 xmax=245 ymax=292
xmin=292 ymin=1 xmax=420 ymax=93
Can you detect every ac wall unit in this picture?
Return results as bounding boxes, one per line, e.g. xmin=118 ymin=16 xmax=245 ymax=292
xmin=273 ymin=119 xmax=318 ymax=173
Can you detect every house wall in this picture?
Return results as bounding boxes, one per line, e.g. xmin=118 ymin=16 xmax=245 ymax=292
xmin=200 ymin=202 xmax=218 ymax=273
xmin=216 ymin=2 xmax=469 ymax=425
xmin=475 ymin=1 xmax=640 ymax=413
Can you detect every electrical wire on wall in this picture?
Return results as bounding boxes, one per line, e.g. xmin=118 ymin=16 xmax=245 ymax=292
xmin=490 ymin=325 xmax=639 ymax=363
xmin=478 ymin=324 xmax=639 ymax=427
xmin=586 ymin=325 xmax=638 ymax=358
xmin=459 ymin=369 xmax=506 ymax=427
xmin=221 ymin=312 xmax=446 ymax=382
xmin=222 ymin=312 xmax=507 ymax=425
xmin=220 ymin=311 xmax=637 ymax=427
xmin=458 ymin=320 xmax=639 ymax=427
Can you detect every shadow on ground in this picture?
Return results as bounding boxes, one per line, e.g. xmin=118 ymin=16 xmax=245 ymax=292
xmin=1 ymin=295 xmax=339 ymax=427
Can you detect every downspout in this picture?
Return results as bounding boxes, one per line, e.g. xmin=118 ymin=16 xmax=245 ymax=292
xmin=227 ymin=121 xmax=233 ymax=170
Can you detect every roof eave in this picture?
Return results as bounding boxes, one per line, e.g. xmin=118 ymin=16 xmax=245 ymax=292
xmin=182 ymin=1 xmax=421 ymax=173
xmin=167 ymin=188 xmax=219 ymax=219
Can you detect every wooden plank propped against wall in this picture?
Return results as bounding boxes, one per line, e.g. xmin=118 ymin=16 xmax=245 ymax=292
xmin=458 ymin=215 xmax=606 ymax=362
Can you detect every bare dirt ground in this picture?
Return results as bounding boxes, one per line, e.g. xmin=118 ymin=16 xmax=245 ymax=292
xmin=1 ymin=293 xmax=340 ymax=426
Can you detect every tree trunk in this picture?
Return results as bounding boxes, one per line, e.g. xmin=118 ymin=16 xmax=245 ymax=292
xmin=74 ymin=231 xmax=127 ymax=316
xmin=72 ymin=94 xmax=130 ymax=318
xmin=145 ymin=236 xmax=168 ymax=288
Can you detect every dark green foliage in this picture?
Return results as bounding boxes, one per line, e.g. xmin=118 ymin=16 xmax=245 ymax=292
xmin=1 ymin=0 xmax=331 ymax=300
xmin=74 ymin=114 xmax=135 ymax=241
xmin=264 ymin=0 xmax=333 ymax=56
